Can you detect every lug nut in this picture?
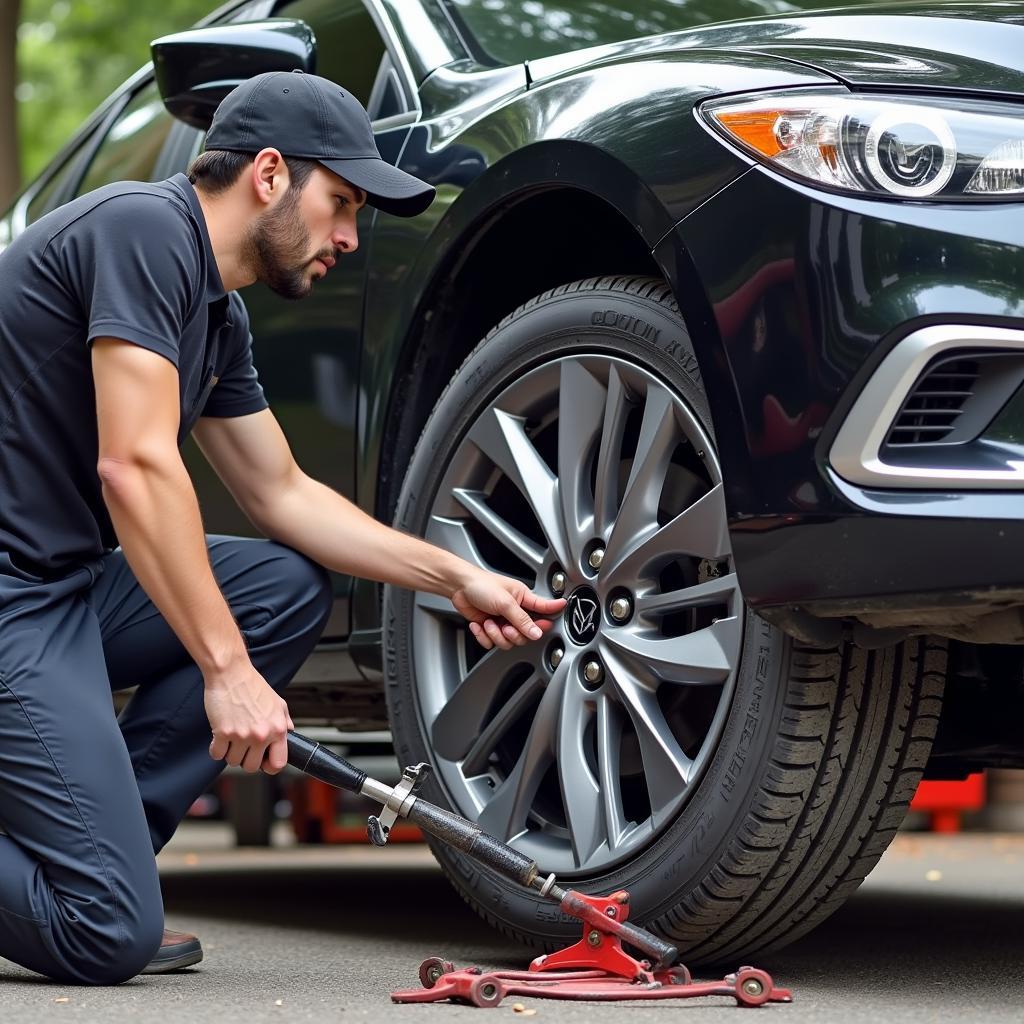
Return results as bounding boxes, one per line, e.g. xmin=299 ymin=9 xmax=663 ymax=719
xmin=549 ymin=646 xmax=564 ymax=669
xmin=550 ymin=571 xmax=567 ymax=596
xmin=583 ymin=660 xmax=604 ymax=685
xmin=610 ymin=597 xmax=632 ymax=622
xmin=588 ymin=547 xmax=605 ymax=570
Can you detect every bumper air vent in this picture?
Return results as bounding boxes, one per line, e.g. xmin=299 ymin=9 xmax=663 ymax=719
xmin=884 ymin=357 xmax=980 ymax=447
xmin=829 ymin=325 xmax=1024 ymax=490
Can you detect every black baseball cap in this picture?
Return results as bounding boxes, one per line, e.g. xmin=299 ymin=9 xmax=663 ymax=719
xmin=205 ymin=70 xmax=435 ymax=218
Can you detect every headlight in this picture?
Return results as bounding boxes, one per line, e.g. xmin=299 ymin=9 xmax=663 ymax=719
xmin=702 ymin=89 xmax=1024 ymax=200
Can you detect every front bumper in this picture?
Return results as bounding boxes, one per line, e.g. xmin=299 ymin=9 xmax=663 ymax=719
xmin=654 ymin=164 xmax=1024 ymax=625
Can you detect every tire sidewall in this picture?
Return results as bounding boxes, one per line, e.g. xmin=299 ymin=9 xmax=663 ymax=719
xmin=385 ymin=280 xmax=789 ymax=940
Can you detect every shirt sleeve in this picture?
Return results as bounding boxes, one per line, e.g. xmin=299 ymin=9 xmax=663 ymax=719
xmin=61 ymin=192 xmax=199 ymax=367
xmin=201 ymin=293 xmax=269 ymax=418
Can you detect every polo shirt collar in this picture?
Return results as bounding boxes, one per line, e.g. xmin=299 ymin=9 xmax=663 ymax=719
xmin=170 ymin=173 xmax=226 ymax=302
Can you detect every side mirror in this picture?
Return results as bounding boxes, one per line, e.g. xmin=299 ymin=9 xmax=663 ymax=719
xmin=151 ymin=19 xmax=316 ymax=129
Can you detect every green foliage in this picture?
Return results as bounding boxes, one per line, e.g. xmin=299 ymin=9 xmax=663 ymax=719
xmin=16 ymin=0 xmax=214 ymax=182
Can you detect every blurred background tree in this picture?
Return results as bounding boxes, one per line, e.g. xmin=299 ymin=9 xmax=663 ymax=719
xmin=1 ymin=0 xmax=213 ymax=208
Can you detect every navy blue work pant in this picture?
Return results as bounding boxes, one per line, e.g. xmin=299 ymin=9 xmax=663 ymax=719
xmin=0 ymin=536 xmax=332 ymax=985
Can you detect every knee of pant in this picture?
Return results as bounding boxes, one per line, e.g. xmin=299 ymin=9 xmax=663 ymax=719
xmin=55 ymin=899 xmax=163 ymax=986
xmin=273 ymin=545 xmax=333 ymax=631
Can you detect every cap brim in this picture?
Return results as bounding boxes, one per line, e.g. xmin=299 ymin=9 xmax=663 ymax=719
xmin=320 ymin=156 xmax=435 ymax=217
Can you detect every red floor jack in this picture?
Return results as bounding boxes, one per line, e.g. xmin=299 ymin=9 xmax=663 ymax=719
xmin=287 ymin=733 xmax=793 ymax=1009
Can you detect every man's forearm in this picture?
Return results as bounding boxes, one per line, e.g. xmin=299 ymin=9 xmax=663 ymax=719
xmin=98 ymin=453 xmax=248 ymax=675
xmin=254 ymin=473 xmax=474 ymax=596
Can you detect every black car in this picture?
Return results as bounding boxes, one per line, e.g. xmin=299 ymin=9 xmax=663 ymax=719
xmin=5 ymin=0 xmax=1024 ymax=965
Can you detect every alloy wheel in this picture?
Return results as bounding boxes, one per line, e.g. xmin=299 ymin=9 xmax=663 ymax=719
xmin=412 ymin=354 xmax=743 ymax=875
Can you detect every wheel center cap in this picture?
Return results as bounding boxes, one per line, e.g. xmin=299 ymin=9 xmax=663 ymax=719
xmin=565 ymin=587 xmax=601 ymax=645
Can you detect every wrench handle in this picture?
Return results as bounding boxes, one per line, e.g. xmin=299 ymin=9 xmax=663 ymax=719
xmin=407 ymin=800 xmax=538 ymax=887
xmin=286 ymin=732 xmax=367 ymax=794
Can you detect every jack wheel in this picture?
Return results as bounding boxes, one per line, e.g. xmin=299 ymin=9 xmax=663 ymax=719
xmin=418 ymin=957 xmax=455 ymax=989
xmin=735 ymin=967 xmax=772 ymax=1007
xmin=469 ymin=975 xmax=506 ymax=1008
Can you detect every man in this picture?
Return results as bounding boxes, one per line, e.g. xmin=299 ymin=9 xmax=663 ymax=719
xmin=0 ymin=70 xmax=565 ymax=985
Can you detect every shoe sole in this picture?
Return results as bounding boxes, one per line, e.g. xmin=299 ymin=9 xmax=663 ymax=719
xmin=141 ymin=946 xmax=203 ymax=974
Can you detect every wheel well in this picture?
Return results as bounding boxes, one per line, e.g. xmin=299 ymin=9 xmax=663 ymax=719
xmin=376 ymin=187 xmax=662 ymax=519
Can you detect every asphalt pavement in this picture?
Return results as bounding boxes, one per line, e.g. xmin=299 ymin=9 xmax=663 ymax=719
xmin=2 ymin=825 xmax=1022 ymax=1023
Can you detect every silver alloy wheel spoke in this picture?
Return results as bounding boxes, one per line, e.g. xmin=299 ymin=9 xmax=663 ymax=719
xmin=607 ymin=483 xmax=730 ymax=581
xmin=603 ymin=386 xmax=678 ymax=573
xmin=606 ymin=653 xmax=694 ymax=824
xmin=414 ymin=354 xmax=743 ymax=875
xmin=557 ymin=679 xmax=604 ymax=867
xmin=467 ymin=408 xmax=572 ymax=568
xmin=414 ymin=588 xmax=466 ymax=619
xmin=431 ymin=645 xmax=538 ymax=761
xmin=557 ymin=360 xmax=606 ymax=562
xmin=602 ymin=618 xmax=740 ymax=687
xmin=636 ymin=572 xmax=739 ymax=617
xmin=596 ymin=694 xmax=630 ymax=851
xmin=453 ymin=487 xmax=546 ymax=571
xmin=462 ymin=675 xmax=545 ymax=778
xmin=593 ymin=364 xmax=631 ymax=539
xmin=425 ymin=514 xmax=495 ymax=575
xmin=476 ymin=665 xmax=566 ymax=841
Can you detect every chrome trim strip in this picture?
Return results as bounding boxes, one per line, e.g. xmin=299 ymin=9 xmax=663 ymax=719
xmin=830 ymin=324 xmax=1024 ymax=489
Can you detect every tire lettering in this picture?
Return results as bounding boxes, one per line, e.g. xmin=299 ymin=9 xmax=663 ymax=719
xmin=722 ymin=639 xmax=770 ymax=801
xmin=535 ymin=905 xmax=576 ymax=923
xmin=488 ymin=884 xmax=511 ymax=911
xmin=688 ymin=811 xmax=714 ymax=859
xmin=590 ymin=309 xmax=661 ymax=342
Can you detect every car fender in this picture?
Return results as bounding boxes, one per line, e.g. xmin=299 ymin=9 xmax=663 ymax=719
xmin=360 ymin=48 xmax=837 ymax=483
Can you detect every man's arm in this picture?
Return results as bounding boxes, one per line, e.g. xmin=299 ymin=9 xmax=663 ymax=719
xmin=193 ymin=409 xmax=565 ymax=649
xmin=91 ymin=338 xmax=292 ymax=771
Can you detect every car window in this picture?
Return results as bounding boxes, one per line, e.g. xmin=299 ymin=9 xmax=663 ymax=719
xmin=75 ymin=81 xmax=176 ymax=197
xmin=26 ymin=144 xmax=92 ymax=223
xmin=275 ymin=0 xmax=391 ymax=111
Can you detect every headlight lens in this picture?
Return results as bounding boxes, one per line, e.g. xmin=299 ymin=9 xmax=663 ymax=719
xmin=702 ymin=89 xmax=1024 ymax=200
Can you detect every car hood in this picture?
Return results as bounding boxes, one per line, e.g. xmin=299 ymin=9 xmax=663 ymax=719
xmin=527 ymin=2 xmax=1024 ymax=97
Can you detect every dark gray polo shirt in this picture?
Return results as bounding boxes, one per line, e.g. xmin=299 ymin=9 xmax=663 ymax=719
xmin=0 ymin=172 xmax=268 ymax=576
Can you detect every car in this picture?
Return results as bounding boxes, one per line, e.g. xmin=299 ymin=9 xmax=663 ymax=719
xmin=5 ymin=0 xmax=1024 ymax=967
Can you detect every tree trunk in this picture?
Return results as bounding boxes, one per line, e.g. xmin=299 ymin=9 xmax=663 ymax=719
xmin=0 ymin=0 xmax=21 ymax=211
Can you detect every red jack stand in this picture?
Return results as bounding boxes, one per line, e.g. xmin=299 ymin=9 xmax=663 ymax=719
xmin=392 ymin=889 xmax=793 ymax=1008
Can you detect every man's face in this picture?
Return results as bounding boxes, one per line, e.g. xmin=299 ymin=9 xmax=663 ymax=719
xmin=243 ymin=166 xmax=366 ymax=301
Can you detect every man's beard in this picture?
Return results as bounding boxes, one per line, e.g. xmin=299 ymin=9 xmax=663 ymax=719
xmin=242 ymin=187 xmax=321 ymax=301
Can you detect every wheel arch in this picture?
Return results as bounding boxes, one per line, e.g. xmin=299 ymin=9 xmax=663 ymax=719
xmin=370 ymin=178 xmax=664 ymax=525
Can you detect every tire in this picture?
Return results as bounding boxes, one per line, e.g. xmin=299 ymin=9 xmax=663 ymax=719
xmin=384 ymin=276 xmax=945 ymax=964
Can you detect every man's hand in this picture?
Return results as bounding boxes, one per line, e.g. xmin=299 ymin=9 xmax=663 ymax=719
xmin=452 ymin=570 xmax=567 ymax=650
xmin=204 ymin=662 xmax=294 ymax=774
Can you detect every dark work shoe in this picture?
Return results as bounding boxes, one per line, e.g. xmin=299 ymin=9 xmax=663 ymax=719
xmin=140 ymin=928 xmax=203 ymax=974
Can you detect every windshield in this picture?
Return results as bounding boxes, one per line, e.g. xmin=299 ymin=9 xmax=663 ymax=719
xmin=444 ymin=1 xmax=870 ymax=66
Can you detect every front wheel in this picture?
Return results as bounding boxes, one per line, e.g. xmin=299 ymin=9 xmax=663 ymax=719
xmin=385 ymin=276 xmax=945 ymax=964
